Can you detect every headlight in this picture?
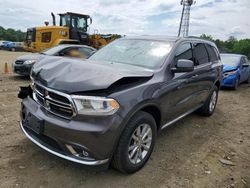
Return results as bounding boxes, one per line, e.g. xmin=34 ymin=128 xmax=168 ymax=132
xmin=72 ymin=95 xmax=119 ymax=115
xmin=23 ymin=60 xmax=36 ymax=65
xmin=224 ymin=70 xmax=237 ymax=77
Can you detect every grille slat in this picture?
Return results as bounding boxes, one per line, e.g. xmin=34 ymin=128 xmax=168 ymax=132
xmin=15 ymin=60 xmax=24 ymax=64
xmin=46 ymin=96 xmax=71 ymax=107
xmin=33 ymin=84 xmax=75 ymax=119
xmin=47 ymin=100 xmax=72 ymax=110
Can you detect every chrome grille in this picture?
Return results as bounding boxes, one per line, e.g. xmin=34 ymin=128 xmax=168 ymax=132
xmin=15 ymin=60 xmax=24 ymax=64
xmin=33 ymin=83 xmax=75 ymax=119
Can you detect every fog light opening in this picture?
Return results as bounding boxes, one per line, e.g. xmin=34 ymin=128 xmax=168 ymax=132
xmin=66 ymin=144 xmax=77 ymax=155
xmin=82 ymin=150 xmax=89 ymax=157
xmin=65 ymin=144 xmax=89 ymax=158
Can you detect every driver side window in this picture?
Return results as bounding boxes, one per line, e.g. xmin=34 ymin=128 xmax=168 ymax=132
xmin=174 ymin=43 xmax=193 ymax=65
xmin=240 ymin=57 xmax=247 ymax=68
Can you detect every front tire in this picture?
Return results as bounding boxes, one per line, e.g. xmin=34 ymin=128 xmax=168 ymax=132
xmin=112 ymin=111 xmax=157 ymax=173
xmin=233 ymin=78 xmax=240 ymax=90
xmin=246 ymin=75 xmax=250 ymax=84
xmin=198 ymin=86 xmax=219 ymax=117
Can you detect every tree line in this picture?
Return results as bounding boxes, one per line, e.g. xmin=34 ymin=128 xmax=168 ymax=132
xmin=0 ymin=26 xmax=26 ymax=42
xmin=200 ymin=34 xmax=250 ymax=58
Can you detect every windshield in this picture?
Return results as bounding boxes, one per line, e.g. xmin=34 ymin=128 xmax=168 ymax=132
xmin=71 ymin=16 xmax=87 ymax=31
xmin=61 ymin=14 xmax=87 ymax=32
xmin=221 ymin=54 xmax=241 ymax=66
xmin=40 ymin=45 xmax=67 ymax=55
xmin=89 ymin=39 xmax=173 ymax=69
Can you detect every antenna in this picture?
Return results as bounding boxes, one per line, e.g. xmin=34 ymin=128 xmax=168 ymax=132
xmin=178 ymin=0 xmax=196 ymax=37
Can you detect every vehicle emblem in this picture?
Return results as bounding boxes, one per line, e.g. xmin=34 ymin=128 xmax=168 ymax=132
xmin=44 ymin=90 xmax=49 ymax=97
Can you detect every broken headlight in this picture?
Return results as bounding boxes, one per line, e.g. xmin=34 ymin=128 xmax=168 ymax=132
xmin=224 ymin=70 xmax=237 ymax=77
xmin=71 ymin=95 xmax=119 ymax=116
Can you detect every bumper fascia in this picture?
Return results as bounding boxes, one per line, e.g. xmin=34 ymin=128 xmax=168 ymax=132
xmin=20 ymin=121 xmax=109 ymax=165
xmin=13 ymin=64 xmax=33 ymax=76
xmin=20 ymin=96 xmax=124 ymax=166
xmin=221 ymin=74 xmax=238 ymax=87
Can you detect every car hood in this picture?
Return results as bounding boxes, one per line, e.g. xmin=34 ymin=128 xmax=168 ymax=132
xmin=16 ymin=53 xmax=46 ymax=62
xmin=31 ymin=56 xmax=154 ymax=94
xmin=223 ymin=65 xmax=238 ymax=72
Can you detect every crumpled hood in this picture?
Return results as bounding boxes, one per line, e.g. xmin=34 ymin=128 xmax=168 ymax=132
xmin=223 ymin=64 xmax=238 ymax=72
xmin=16 ymin=53 xmax=46 ymax=62
xmin=31 ymin=56 xmax=154 ymax=94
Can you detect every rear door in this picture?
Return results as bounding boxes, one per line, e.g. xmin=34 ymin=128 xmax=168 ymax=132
xmin=190 ymin=42 xmax=215 ymax=105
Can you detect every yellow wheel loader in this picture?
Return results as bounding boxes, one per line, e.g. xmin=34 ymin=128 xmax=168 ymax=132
xmin=24 ymin=12 xmax=120 ymax=52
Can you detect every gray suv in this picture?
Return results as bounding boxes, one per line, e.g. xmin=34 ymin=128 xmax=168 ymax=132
xmin=19 ymin=36 xmax=223 ymax=173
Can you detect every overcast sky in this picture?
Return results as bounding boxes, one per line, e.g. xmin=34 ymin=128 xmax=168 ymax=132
xmin=0 ymin=0 xmax=249 ymax=40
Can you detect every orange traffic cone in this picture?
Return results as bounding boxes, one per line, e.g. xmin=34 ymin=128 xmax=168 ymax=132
xmin=4 ymin=62 xmax=11 ymax=74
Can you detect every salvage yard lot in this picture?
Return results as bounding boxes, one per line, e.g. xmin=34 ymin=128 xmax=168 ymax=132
xmin=0 ymin=50 xmax=249 ymax=188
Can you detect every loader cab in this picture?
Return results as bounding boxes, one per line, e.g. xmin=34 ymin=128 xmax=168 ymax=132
xmin=25 ymin=28 xmax=36 ymax=48
xmin=59 ymin=12 xmax=92 ymax=45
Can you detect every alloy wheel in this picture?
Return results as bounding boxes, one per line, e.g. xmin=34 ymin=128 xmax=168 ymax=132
xmin=209 ymin=91 xmax=217 ymax=113
xmin=128 ymin=123 xmax=152 ymax=164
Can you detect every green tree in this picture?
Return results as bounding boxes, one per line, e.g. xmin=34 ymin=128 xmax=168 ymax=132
xmin=200 ymin=34 xmax=250 ymax=58
xmin=0 ymin=26 xmax=25 ymax=42
xmin=200 ymin=34 xmax=214 ymax=42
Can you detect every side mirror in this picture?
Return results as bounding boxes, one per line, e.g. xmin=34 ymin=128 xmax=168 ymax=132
xmin=171 ymin=59 xmax=194 ymax=73
xmin=242 ymin=63 xmax=249 ymax=68
xmin=88 ymin=17 xmax=92 ymax=26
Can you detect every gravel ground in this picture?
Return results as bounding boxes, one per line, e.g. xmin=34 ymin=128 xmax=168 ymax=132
xmin=0 ymin=50 xmax=249 ymax=188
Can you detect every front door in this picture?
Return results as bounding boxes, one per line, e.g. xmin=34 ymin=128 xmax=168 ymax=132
xmin=240 ymin=56 xmax=249 ymax=82
xmin=160 ymin=42 xmax=202 ymax=124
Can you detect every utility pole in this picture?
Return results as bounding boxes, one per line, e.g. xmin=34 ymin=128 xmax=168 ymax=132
xmin=178 ymin=0 xmax=195 ymax=37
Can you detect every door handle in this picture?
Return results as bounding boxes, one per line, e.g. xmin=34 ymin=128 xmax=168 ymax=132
xmin=177 ymin=80 xmax=187 ymax=89
xmin=191 ymin=74 xmax=199 ymax=79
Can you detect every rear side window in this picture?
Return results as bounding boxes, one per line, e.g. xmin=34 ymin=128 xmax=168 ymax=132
xmin=174 ymin=43 xmax=193 ymax=64
xmin=205 ymin=44 xmax=220 ymax=62
xmin=193 ymin=43 xmax=209 ymax=65
xmin=79 ymin=47 xmax=95 ymax=57
xmin=241 ymin=57 xmax=247 ymax=66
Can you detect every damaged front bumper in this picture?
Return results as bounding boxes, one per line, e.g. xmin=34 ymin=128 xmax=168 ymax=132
xmin=221 ymin=74 xmax=238 ymax=87
xmin=20 ymin=121 xmax=109 ymax=165
xmin=20 ymin=92 xmax=123 ymax=166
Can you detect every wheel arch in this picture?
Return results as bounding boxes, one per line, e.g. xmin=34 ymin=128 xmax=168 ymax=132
xmin=139 ymin=105 xmax=161 ymax=131
xmin=215 ymin=80 xmax=220 ymax=89
xmin=110 ymin=102 xmax=162 ymax=160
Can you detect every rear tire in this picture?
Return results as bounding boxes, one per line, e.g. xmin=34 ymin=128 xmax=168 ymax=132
xmin=112 ymin=111 xmax=156 ymax=173
xmin=197 ymin=86 xmax=218 ymax=117
xmin=10 ymin=47 xmax=15 ymax=52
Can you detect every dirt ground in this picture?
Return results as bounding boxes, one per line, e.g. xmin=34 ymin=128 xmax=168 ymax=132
xmin=0 ymin=50 xmax=249 ymax=188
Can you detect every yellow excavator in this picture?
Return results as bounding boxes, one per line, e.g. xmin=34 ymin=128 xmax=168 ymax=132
xmin=24 ymin=12 xmax=120 ymax=52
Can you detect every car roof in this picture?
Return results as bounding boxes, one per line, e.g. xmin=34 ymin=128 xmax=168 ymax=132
xmin=56 ymin=44 xmax=96 ymax=50
xmin=122 ymin=35 xmax=215 ymax=45
xmin=123 ymin=35 xmax=180 ymax=42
